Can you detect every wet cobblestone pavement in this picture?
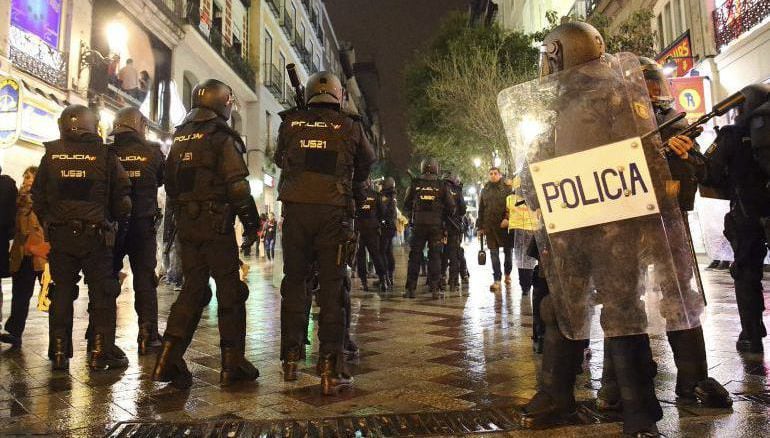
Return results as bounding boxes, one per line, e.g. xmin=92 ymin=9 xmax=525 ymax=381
xmin=1 ymin=243 xmax=769 ymax=437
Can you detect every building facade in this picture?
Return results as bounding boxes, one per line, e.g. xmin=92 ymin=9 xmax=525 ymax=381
xmin=0 ymin=0 xmax=94 ymax=181
xmin=495 ymin=0 xmax=575 ymax=33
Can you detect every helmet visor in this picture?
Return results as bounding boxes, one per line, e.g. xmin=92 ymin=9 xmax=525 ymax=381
xmin=642 ymin=65 xmax=674 ymax=106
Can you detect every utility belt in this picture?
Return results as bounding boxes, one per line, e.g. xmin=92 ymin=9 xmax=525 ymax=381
xmin=49 ymin=220 xmax=117 ymax=247
xmin=175 ymin=200 xmax=233 ymax=233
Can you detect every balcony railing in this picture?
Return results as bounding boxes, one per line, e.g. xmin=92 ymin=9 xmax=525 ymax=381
xmin=281 ymin=10 xmax=294 ymax=39
xmin=8 ymin=26 xmax=68 ymax=88
xmin=301 ymin=53 xmax=312 ymax=71
xmin=264 ymin=64 xmax=284 ymax=99
xmin=713 ymin=0 xmax=770 ymax=52
xmin=266 ymin=0 xmax=282 ymax=17
xmin=293 ymin=32 xmax=308 ymax=54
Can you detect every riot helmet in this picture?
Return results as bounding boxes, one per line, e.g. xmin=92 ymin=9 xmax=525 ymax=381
xmin=539 ymin=22 xmax=605 ymax=78
xmin=735 ymin=83 xmax=770 ymax=127
xmin=305 ymin=71 xmax=344 ymax=106
xmin=382 ymin=176 xmax=396 ymax=191
xmin=446 ymin=173 xmax=461 ymax=186
xmin=639 ymin=57 xmax=674 ymax=110
xmin=420 ymin=158 xmax=439 ymax=175
xmin=111 ymin=106 xmax=149 ymax=138
xmin=192 ymin=79 xmax=235 ymax=120
xmin=58 ymin=105 xmax=99 ymax=139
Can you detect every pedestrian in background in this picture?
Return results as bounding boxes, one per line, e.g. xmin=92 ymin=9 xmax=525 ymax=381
xmin=477 ymin=167 xmax=512 ymax=292
xmin=1 ymin=167 xmax=47 ymax=348
xmin=263 ymin=213 xmax=277 ymax=261
xmin=0 ymin=165 xmax=17 ymax=318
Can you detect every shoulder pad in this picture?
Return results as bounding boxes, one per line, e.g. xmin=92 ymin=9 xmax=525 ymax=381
xmin=342 ymin=111 xmax=362 ymax=122
xmin=278 ymin=107 xmax=301 ymax=120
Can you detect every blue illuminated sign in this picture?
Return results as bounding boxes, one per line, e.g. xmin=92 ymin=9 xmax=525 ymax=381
xmin=10 ymin=0 xmax=62 ymax=48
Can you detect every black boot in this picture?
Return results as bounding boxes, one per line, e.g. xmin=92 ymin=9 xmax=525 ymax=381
xmin=138 ymin=323 xmax=162 ymax=356
xmin=283 ymin=350 xmax=300 ymax=382
xmin=319 ymin=353 xmax=353 ymax=396
xmin=378 ymin=276 xmax=388 ymax=294
xmin=52 ymin=338 xmax=69 ymax=371
xmin=89 ymin=334 xmax=128 ymax=371
xmin=403 ymin=286 xmax=416 ymax=298
xmin=344 ymin=335 xmax=359 ymax=361
xmin=152 ymin=337 xmax=193 ymax=389
xmin=220 ymin=347 xmax=259 ymax=386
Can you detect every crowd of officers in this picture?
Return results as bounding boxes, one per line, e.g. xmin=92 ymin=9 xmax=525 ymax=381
xmin=0 ymin=18 xmax=768 ymax=437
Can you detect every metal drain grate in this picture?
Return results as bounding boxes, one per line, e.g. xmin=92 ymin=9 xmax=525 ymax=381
xmin=106 ymin=403 xmax=625 ymax=437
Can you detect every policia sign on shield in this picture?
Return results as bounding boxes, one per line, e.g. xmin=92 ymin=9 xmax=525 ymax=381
xmin=497 ymin=53 xmax=705 ymax=340
xmin=530 ymin=137 xmax=658 ymax=233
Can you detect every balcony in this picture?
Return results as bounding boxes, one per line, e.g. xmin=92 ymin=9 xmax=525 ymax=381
xmin=266 ymin=0 xmax=282 ymax=17
xmin=281 ymin=10 xmax=294 ymax=39
xmin=713 ymin=0 xmax=770 ymax=52
xmin=264 ymin=64 xmax=284 ymax=99
xmin=301 ymin=53 xmax=313 ymax=71
xmin=8 ymin=26 xmax=68 ymax=88
xmin=293 ymin=32 xmax=308 ymax=55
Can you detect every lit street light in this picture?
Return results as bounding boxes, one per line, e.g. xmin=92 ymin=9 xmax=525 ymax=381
xmin=473 ymin=157 xmax=482 ymax=168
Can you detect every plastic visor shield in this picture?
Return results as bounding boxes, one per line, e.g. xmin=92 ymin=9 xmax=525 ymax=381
xmin=497 ymin=53 xmax=705 ymax=340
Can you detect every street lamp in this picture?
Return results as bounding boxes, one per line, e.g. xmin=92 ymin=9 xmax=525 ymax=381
xmin=473 ymin=157 xmax=482 ymax=168
xmin=106 ymin=21 xmax=129 ymax=57
xmin=662 ymin=55 xmax=699 ymax=77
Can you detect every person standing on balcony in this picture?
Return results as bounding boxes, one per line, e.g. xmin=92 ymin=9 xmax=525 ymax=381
xmin=118 ymin=59 xmax=140 ymax=101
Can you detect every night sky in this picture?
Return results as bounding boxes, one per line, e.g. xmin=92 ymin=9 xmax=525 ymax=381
xmin=325 ymin=0 xmax=470 ymax=170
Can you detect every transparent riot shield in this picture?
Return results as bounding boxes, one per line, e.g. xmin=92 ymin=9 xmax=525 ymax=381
xmin=497 ymin=53 xmax=705 ymax=340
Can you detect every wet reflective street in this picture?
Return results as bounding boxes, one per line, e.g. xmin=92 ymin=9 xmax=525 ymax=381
xmin=1 ymin=243 xmax=769 ymax=437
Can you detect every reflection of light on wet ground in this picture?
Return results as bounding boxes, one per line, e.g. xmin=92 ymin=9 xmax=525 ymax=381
xmin=0 ymin=243 xmax=768 ymax=435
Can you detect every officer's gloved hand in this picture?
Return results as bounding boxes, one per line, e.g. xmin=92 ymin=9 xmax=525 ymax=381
xmin=668 ymin=135 xmax=694 ymax=160
xmin=242 ymin=227 xmax=259 ymax=249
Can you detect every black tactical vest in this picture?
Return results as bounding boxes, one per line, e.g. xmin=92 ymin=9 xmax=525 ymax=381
xmin=114 ymin=134 xmax=163 ymax=217
xmin=381 ymin=190 xmax=397 ymax=229
xmin=356 ymin=188 xmax=379 ymax=229
xmin=167 ymin=118 xmax=243 ymax=203
xmin=276 ymin=108 xmax=357 ymax=207
xmin=42 ymin=138 xmax=110 ymax=224
xmin=412 ymin=177 xmax=444 ymax=226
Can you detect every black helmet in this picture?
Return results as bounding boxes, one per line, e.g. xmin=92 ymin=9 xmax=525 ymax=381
xmin=111 ymin=106 xmax=149 ymax=138
xmin=58 ymin=105 xmax=99 ymax=139
xmin=305 ymin=71 xmax=344 ymax=106
xmin=735 ymin=83 xmax=770 ymax=127
xmin=639 ymin=57 xmax=674 ymax=109
xmin=192 ymin=79 xmax=235 ymax=120
xmin=382 ymin=176 xmax=396 ymax=191
xmin=540 ymin=22 xmax=605 ymax=78
xmin=420 ymin=158 xmax=439 ymax=175
xmin=447 ymin=173 xmax=461 ymax=186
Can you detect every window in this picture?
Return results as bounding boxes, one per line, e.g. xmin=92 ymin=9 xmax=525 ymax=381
xmin=264 ymin=30 xmax=273 ymax=66
xmin=183 ymin=75 xmax=194 ymax=110
xmin=657 ymin=13 xmax=665 ymax=49
xmin=291 ymin=2 xmax=297 ymax=22
xmin=673 ymin=0 xmax=683 ymax=38
xmin=664 ymin=2 xmax=673 ymax=45
xmin=279 ymin=52 xmax=286 ymax=97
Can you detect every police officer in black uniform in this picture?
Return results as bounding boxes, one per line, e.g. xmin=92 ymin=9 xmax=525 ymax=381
xmin=441 ymin=173 xmax=466 ymax=292
xmin=111 ymin=107 xmax=165 ymax=355
xmin=675 ymin=83 xmax=770 ymax=354
xmin=275 ymin=71 xmax=376 ymax=395
xmin=152 ymin=79 xmax=261 ymax=388
xmin=519 ymin=23 xmax=662 ymax=436
xmin=596 ymin=58 xmax=732 ymax=411
xmin=355 ymin=179 xmax=389 ymax=292
xmin=380 ymin=177 xmax=398 ymax=287
xmin=32 ymin=104 xmax=132 ymax=371
xmin=403 ymin=159 xmax=455 ymax=299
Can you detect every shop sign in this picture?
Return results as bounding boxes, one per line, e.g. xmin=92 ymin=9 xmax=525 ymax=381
xmin=655 ymin=30 xmax=693 ymax=77
xmin=669 ymin=76 xmax=707 ymax=124
xmin=0 ymin=77 xmax=22 ymax=147
xmin=20 ymin=101 xmax=60 ymax=145
xmin=11 ymin=0 xmax=62 ymax=48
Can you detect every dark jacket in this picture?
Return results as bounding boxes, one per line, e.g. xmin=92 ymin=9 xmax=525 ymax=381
xmin=274 ymin=105 xmax=376 ymax=208
xmin=403 ymin=173 xmax=455 ymax=226
xmin=478 ymin=180 xmax=509 ymax=232
xmin=0 ymin=173 xmax=17 ymax=277
xmin=32 ymin=134 xmax=131 ymax=226
xmin=114 ymin=132 xmax=164 ymax=218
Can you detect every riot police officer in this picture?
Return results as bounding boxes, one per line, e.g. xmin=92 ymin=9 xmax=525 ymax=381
xmin=111 ymin=107 xmax=165 ymax=355
xmin=515 ymin=23 xmax=669 ymax=436
xmin=32 ymin=104 xmax=132 ymax=371
xmin=403 ymin=159 xmax=455 ymax=299
xmin=354 ymin=179 xmax=389 ymax=293
xmin=442 ymin=174 xmax=466 ymax=292
xmin=380 ymin=177 xmax=398 ymax=287
xmin=596 ymin=58 xmax=731 ymax=410
xmin=275 ymin=71 xmax=376 ymax=395
xmin=153 ymin=79 xmax=261 ymax=389
xmin=677 ymin=83 xmax=770 ymax=354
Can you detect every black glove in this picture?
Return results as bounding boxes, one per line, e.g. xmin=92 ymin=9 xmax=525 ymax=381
xmin=234 ymin=198 xmax=260 ymax=248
